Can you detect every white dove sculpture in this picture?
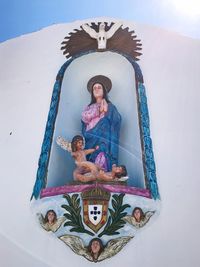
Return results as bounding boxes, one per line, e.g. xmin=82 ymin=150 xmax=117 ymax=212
xmin=82 ymin=21 xmax=123 ymax=49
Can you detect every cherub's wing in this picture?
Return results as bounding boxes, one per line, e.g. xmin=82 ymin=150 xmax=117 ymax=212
xmin=37 ymin=213 xmax=51 ymax=231
xmin=37 ymin=213 xmax=45 ymax=225
xmin=58 ymin=216 xmax=66 ymax=225
xmin=122 ymin=215 xmax=142 ymax=229
xmin=59 ymin=235 xmax=93 ymax=262
xmin=56 ymin=136 xmax=72 ymax=152
xmin=106 ymin=21 xmax=123 ymax=39
xmin=97 ymin=236 xmax=133 ymax=262
xmin=82 ymin=23 xmax=98 ymax=39
xmin=123 ymin=211 xmax=155 ymax=228
xmin=117 ymin=176 xmax=129 ymax=181
xmin=122 ymin=215 xmax=136 ymax=226
xmin=50 ymin=217 xmax=65 ymax=232
xmin=144 ymin=211 xmax=155 ymax=223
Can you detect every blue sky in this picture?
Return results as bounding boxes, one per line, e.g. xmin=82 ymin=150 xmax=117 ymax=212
xmin=1 ymin=0 xmax=200 ymax=43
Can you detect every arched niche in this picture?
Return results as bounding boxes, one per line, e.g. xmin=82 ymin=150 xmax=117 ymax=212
xmin=47 ymin=51 xmax=144 ymax=188
xmin=32 ymin=50 xmax=159 ymax=200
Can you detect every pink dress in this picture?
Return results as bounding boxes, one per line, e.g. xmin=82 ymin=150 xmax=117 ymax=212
xmin=82 ymin=103 xmax=105 ymax=131
xmin=82 ymin=103 xmax=107 ymax=170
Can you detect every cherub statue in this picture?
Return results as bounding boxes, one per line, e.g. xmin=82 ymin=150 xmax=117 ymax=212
xmin=57 ymin=135 xmax=100 ymax=182
xmin=57 ymin=135 xmax=128 ymax=183
xmin=59 ymin=235 xmax=132 ymax=262
xmin=123 ymin=207 xmax=155 ymax=229
xmin=82 ymin=21 xmax=123 ymax=49
xmin=37 ymin=210 xmax=65 ymax=233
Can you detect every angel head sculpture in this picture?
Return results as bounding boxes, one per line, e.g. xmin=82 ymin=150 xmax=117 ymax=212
xmin=123 ymin=207 xmax=155 ymax=229
xmin=59 ymin=235 xmax=133 ymax=262
xmin=37 ymin=210 xmax=65 ymax=232
xmin=88 ymin=238 xmax=104 ymax=262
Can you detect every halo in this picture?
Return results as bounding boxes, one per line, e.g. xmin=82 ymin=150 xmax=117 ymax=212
xmin=87 ymin=75 xmax=112 ymax=93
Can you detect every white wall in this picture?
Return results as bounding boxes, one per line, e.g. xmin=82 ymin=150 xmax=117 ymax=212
xmin=0 ymin=18 xmax=200 ymax=267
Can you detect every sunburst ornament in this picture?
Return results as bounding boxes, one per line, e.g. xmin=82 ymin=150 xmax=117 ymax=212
xmin=61 ymin=22 xmax=142 ymax=60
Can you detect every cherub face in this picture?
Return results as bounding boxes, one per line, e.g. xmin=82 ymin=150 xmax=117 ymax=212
xmin=112 ymin=165 xmax=123 ymax=174
xmin=47 ymin=211 xmax=55 ymax=223
xmin=91 ymin=240 xmax=101 ymax=254
xmin=76 ymin=140 xmax=83 ymax=150
xmin=133 ymin=209 xmax=141 ymax=222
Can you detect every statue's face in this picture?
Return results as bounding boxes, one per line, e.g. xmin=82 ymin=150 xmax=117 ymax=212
xmin=133 ymin=209 xmax=141 ymax=221
xmin=47 ymin=211 xmax=55 ymax=223
xmin=112 ymin=165 xmax=123 ymax=174
xmin=93 ymin=83 xmax=104 ymax=99
xmin=76 ymin=140 xmax=83 ymax=150
xmin=91 ymin=240 xmax=101 ymax=254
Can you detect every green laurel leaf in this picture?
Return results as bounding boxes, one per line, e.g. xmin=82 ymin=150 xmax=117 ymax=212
xmin=98 ymin=193 xmax=130 ymax=237
xmin=62 ymin=193 xmax=94 ymax=236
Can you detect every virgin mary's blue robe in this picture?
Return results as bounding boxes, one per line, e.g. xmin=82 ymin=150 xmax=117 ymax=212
xmin=82 ymin=103 xmax=121 ymax=171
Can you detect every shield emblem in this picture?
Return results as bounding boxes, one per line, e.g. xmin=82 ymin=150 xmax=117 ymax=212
xmin=82 ymin=188 xmax=111 ymax=233
xmin=88 ymin=204 xmax=102 ymax=225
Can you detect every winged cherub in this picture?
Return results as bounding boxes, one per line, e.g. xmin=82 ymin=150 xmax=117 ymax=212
xmin=59 ymin=235 xmax=132 ymax=262
xmin=37 ymin=210 xmax=65 ymax=233
xmin=82 ymin=21 xmax=123 ymax=49
xmin=56 ymin=135 xmax=100 ymax=182
xmin=123 ymin=207 xmax=155 ymax=229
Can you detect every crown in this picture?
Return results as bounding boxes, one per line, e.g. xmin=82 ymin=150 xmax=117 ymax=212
xmin=81 ymin=187 xmax=110 ymax=201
